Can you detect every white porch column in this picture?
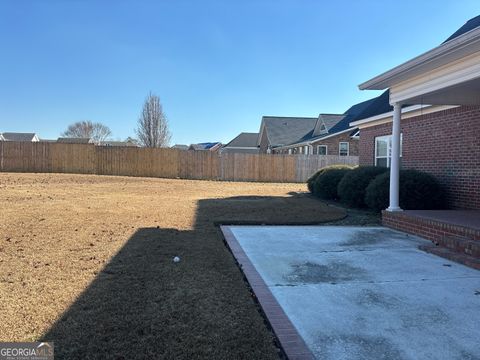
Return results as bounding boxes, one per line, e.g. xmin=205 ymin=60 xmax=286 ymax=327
xmin=387 ymin=103 xmax=402 ymax=212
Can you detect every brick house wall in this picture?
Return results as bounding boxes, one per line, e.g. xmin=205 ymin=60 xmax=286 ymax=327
xmin=358 ymin=106 xmax=480 ymax=209
xmin=271 ymin=131 xmax=359 ymax=156
xmin=311 ymin=132 xmax=359 ymax=156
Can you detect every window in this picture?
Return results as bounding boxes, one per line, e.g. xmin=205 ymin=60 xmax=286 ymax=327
xmin=304 ymin=145 xmax=309 ymax=155
xmin=339 ymin=142 xmax=349 ymax=156
xmin=288 ymin=148 xmax=292 ymax=155
xmin=375 ymin=134 xmax=403 ymax=167
xmin=317 ymin=145 xmax=327 ymax=155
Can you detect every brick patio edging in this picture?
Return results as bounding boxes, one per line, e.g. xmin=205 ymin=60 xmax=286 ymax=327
xmin=220 ymin=226 xmax=315 ymax=360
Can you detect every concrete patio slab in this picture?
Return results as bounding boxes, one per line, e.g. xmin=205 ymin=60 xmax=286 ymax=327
xmin=225 ymin=226 xmax=480 ymax=360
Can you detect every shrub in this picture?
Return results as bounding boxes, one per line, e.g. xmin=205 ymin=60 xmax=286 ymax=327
xmin=306 ymin=164 xmax=354 ymax=194
xmin=337 ymin=166 xmax=388 ymax=208
xmin=307 ymin=172 xmax=321 ymax=193
xmin=313 ymin=168 xmax=351 ymax=200
xmin=365 ymin=169 xmax=445 ymax=211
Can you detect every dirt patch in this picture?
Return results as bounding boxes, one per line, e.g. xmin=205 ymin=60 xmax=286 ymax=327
xmin=0 ymin=173 xmax=345 ymax=359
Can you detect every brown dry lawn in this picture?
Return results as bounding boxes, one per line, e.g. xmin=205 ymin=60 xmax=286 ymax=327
xmin=0 ymin=173 xmax=348 ymax=359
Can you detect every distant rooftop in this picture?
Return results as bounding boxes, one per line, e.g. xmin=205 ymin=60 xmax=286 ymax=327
xmin=224 ymin=132 xmax=259 ymax=148
xmin=57 ymin=137 xmax=92 ymax=144
xmin=189 ymin=142 xmax=222 ymax=151
xmin=172 ymin=144 xmax=189 ymax=150
xmin=0 ymin=132 xmax=38 ymax=141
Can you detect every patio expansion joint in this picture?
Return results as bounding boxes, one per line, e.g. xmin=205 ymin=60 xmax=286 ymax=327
xmin=268 ymin=275 xmax=480 ymax=288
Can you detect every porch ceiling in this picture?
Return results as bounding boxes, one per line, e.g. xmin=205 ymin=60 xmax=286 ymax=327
xmin=402 ymin=76 xmax=480 ymax=106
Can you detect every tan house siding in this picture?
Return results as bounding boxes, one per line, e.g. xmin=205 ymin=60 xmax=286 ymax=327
xmin=259 ymin=130 xmax=270 ymax=154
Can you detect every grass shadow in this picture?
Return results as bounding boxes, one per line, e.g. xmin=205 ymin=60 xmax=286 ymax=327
xmin=41 ymin=194 xmax=345 ymax=359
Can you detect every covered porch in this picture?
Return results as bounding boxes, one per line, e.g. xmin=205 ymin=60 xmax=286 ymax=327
xmin=359 ymin=24 xmax=480 ymax=267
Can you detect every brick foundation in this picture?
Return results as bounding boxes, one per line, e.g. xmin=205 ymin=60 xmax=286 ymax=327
xmin=382 ymin=211 xmax=480 ymax=243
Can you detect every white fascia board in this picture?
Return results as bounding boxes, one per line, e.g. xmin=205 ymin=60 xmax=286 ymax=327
xmin=350 ymin=104 xmax=458 ymax=128
xmin=359 ymin=27 xmax=480 ymax=90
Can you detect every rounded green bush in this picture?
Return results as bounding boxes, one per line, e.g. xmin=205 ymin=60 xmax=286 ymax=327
xmin=313 ymin=168 xmax=351 ymax=200
xmin=365 ymin=169 xmax=445 ymax=212
xmin=306 ymin=164 xmax=353 ymax=194
xmin=337 ymin=166 xmax=388 ymax=208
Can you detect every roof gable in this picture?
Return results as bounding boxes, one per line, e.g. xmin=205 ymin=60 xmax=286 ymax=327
xmin=1 ymin=132 xmax=38 ymax=141
xmin=312 ymin=114 xmax=345 ymax=137
xmin=262 ymin=116 xmax=317 ymax=147
xmin=225 ymin=132 xmax=259 ymax=148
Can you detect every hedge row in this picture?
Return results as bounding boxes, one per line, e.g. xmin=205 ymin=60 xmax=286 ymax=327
xmin=308 ymin=165 xmax=445 ymax=211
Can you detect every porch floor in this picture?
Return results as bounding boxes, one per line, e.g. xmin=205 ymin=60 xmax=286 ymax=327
xmin=402 ymin=210 xmax=480 ymax=231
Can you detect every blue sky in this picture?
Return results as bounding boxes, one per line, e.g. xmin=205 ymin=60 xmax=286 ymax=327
xmin=0 ymin=1 xmax=479 ymax=144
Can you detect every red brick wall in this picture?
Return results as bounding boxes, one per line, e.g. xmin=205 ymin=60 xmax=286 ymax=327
xmin=383 ymin=211 xmax=480 ymax=242
xmin=311 ymin=132 xmax=359 ymax=156
xmin=359 ymin=106 xmax=480 ymax=209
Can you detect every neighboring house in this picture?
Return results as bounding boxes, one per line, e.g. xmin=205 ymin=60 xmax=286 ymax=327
xmin=354 ymin=15 xmax=480 ymax=210
xmin=97 ymin=140 xmax=138 ymax=147
xmin=257 ymin=98 xmax=383 ymax=156
xmin=57 ymin=137 xmax=93 ymax=144
xmin=172 ymin=144 xmax=189 ymax=151
xmin=220 ymin=132 xmax=259 ymax=154
xmin=0 ymin=132 xmax=39 ymax=142
xmin=188 ymin=142 xmax=222 ymax=152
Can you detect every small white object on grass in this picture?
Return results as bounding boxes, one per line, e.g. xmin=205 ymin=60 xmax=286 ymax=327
xmin=173 ymin=256 xmax=180 ymax=263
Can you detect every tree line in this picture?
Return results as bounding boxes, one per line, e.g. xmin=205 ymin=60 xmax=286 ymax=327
xmin=61 ymin=92 xmax=171 ymax=147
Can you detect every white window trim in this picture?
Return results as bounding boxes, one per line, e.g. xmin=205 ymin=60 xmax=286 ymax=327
xmin=317 ymin=145 xmax=328 ymax=155
xmin=374 ymin=134 xmax=403 ymax=167
xmin=339 ymin=142 xmax=349 ymax=156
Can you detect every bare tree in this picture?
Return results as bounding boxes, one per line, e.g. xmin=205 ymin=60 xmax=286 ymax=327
xmin=62 ymin=121 xmax=112 ymax=142
xmin=136 ymin=92 xmax=171 ymax=148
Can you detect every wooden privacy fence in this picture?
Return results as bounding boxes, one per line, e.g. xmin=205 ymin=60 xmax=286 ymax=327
xmin=0 ymin=142 xmax=358 ymax=183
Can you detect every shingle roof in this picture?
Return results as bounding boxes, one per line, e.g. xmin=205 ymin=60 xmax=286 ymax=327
xmin=444 ymin=15 xmax=480 ymax=43
xmin=98 ymin=140 xmax=138 ymax=147
xmin=189 ymin=142 xmax=221 ymax=150
xmin=57 ymin=137 xmax=92 ymax=144
xmin=262 ymin=116 xmax=318 ymax=147
xmin=307 ymin=96 xmax=383 ymax=139
xmin=172 ymin=144 xmax=189 ymax=150
xmin=350 ymin=90 xmax=393 ymax=122
xmin=321 ymin=114 xmax=346 ymax=130
xmin=1 ymin=132 xmax=37 ymax=141
xmin=263 ymin=92 xmax=399 ymax=148
xmin=225 ymin=132 xmax=259 ymax=148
